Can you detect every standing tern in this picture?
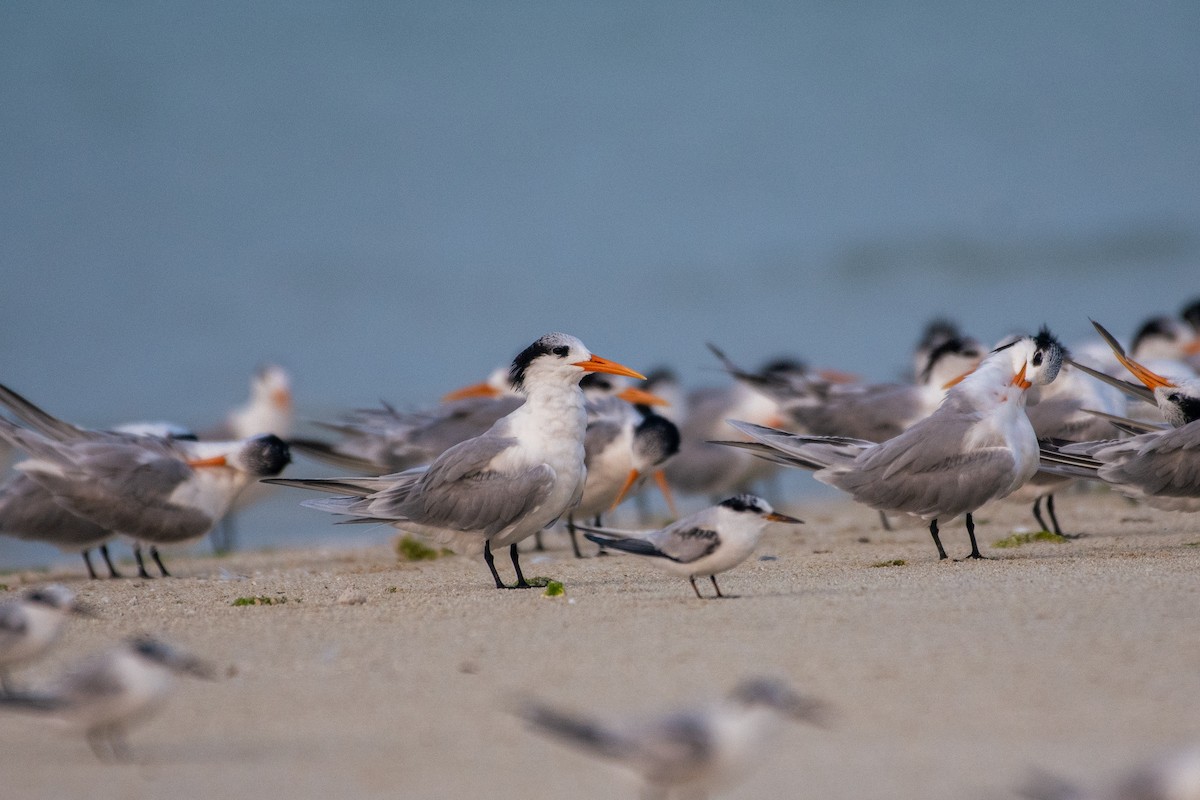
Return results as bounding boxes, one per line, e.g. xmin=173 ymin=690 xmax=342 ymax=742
xmin=518 ymin=677 xmax=828 ymax=800
xmin=719 ymin=329 xmax=1065 ymax=560
xmin=0 ymin=633 xmax=215 ymax=761
xmin=0 ymin=585 xmax=90 ymax=693
xmin=578 ymin=494 xmax=800 ymax=598
xmin=267 ymin=333 xmax=645 ymax=589
xmin=0 ymin=384 xmax=291 ymax=576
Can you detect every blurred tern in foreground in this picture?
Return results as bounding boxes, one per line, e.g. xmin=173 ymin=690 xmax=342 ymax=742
xmin=0 ymin=634 xmax=215 ymax=761
xmin=267 ymin=333 xmax=645 ymax=589
xmin=519 ymin=677 xmax=828 ymax=800
xmin=0 ymin=585 xmax=89 ymax=693
xmin=1039 ymin=322 xmax=1200 ymax=511
xmin=0 ymin=384 xmax=291 ymax=577
xmin=579 ymin=495 xmax=800 ymax=598
xmin=1021 ymin=744 xmax=1200 ymax=800
xmin=719 ymin=329 xmax=1065 ymax=560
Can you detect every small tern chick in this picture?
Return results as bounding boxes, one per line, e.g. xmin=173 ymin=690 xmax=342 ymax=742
xmin=267 ymin=333 xmax=645 ymax=589
xmin=0 ymin=634 xmax=215 ymax=761
xmin=579 ymin=494 xmax=801 ymax=598
xmin=720 ymin=328 xmax=1065 ymax=560
xmin=519 ymin=677 xmax=828 ymax=800
xmin=0 ymin=585 xmax=89 ymax=693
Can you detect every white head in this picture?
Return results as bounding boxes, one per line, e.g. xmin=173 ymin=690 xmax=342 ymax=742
xmin=507 ymin=333 xmax=644 ymax=395
xmin=716 ymin=494 xmax=803 ymax=525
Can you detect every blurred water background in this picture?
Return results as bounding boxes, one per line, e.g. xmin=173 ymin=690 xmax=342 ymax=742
xmin=2 ymin=2 xmax=1198 ymax=569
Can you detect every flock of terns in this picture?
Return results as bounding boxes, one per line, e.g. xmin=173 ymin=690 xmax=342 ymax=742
xmin=2 ymin=299 xmax=1200 ymax=798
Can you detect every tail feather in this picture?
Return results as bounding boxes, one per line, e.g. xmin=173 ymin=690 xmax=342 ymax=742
xmin=287 ymin=438 xmax=392 ymax=474
xmin=0 ymin=384 xmax=90 ymax=442
xmin=582 ymin=532 xmax=666 ymax=558
xmin=0 ymin=691 xmax=67 ymax=713
xmin=518 ymin=701 xmax=634 ymax=761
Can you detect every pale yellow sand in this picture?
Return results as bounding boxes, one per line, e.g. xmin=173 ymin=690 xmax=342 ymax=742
xmin=2 ymin=489 xmax=1198 ymax=800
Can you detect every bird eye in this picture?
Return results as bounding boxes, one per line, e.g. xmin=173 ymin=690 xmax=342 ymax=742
xmin=1032 ymin=352 xmax=1043 ymax=367
xmin=552 ymin=345 xmax=570 ymax=357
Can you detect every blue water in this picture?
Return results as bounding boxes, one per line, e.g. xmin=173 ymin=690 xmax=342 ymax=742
xmin=2 ymin=2 xmax=1198 ymax=568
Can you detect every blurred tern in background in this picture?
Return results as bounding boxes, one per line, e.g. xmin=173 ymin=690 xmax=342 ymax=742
xmin=719 ymin=329 xmax=1065 ymax=560
xmin=0 ymin=384 xmax=291 ymax=577
xmin=519 ymin=677 xmax=829 ymax=800
xmin=1039 ymin=321 xmax=1200 ymax=511
xmin=202 ymin=363 xmax=294 ymax=553
xmin=0 ymin=585 xmax=90 ymax=693
xmin=0 ymin=633 xmax=215 ymax=761
xmin=267 ymin=333 xmax=645 ymax=589
xmin=579 ymin=494 xmax=800 ymax=598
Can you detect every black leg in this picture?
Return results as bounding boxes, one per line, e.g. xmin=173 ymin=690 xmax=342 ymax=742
xmin=533 ymin=529 xmax=545 ymax=551
xmin=878 ymin=509 xmax=893 ymax=531
xmin=509 ymin=544 xmax=531 ymax=589
xmin=150 ymin=546 xmax=171 ymax=577
xmin=133 ymin=546 xmax=153 ymax=579
xmin=928 ymin=518 xmax=948 ymax=560
xmin=688 ymin=576 xmax=704 ymax=599
xmin=593 ymin=514 xmax=609 ymax=556
xmin=99 ymin=544 xmax=123 ymax=579
xmin=1032 ymin=495 xmax=1050 ymax=533
xmin=1046 ymin=494 xmax=1083 ymax=539
xmin=566 ymin=514 xmax=584 ymax=559
xmin=483 ymin=541 xmax=507 ymax=589
xmin=80 ymin=550 xmax=99 ymax=580
xmin=962 ymin=512 xmax=986 ymax=559
xmin=212 ymin=515 xmax=237 ymax=554
xmin=709 ymin=575 xmax=725 ymax=598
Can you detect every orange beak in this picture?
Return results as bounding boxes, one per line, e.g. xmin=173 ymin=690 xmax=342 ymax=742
xmin=815 ymin=368 xmax=860 ymax=385
xmin=609 ymin=469 xmax=641 ymax=512
xmin=765 ymin=511 xmax=804 ymax=524
xmin=1011 ymin=363 xmax=1032 ymax=390
xmin=187 ymin=455 xmax=228 ymax=468
xmin=1092 ymin=319 xmax=1178 ymax=391
xmin=573 ymin=355 xmax=645 ymax=381
xmin=442 ymin=381 xmax=503 ymax=402
xmin=271 ymin=387 xmax=292 ymax=410
xmin=616 ymin=386 xmax=669 ymax=406
xmin=609 ymin=468 xmax=678 ymax=517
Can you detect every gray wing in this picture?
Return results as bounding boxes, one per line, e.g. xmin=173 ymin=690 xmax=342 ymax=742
xmin=828 ymin=410 xmax=1018 ymax=517
xmin=583 ymin=418 xmax=624 ymax=467
xmin=634 ymin=711 xmax=717 ymax=784
xmin=351 ymin=435 xmax=556 ymax=537
xmin=646 ymin=524 xmax=721 ymax=563
xmin=18 ymin=440 xmax=212 ymax=539
xmin=788 ymin=384 xmax=921 ymax=442
xmin=0 ymin=472 xmax=113 ymax=548
xmin=1092 ymin=424 xmax=1200 ymax=503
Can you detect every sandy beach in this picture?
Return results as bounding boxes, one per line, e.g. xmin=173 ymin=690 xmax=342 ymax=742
xmin=2 ymin=489 xmax=1199 ymax=800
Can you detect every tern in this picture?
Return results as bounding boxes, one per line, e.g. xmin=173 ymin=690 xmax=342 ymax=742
xmin=561 ymin=381 xmax=679 ymax=557
xmin=0 ymin=384 xmax=291 ymax=577
xmin=1039 ymin=324 xmax=1200 ymax=511
xmin=203 ymin=363 xmax=295 ymax=553
xmin=0 ymin=585 xmax=89 ymax=694
xmin=1020 ymin=744 xmax=1200 ymax=800
xmin=578 ymin=495 xmax=800 ymax=598
xmin=0 ymin=633 xmax=215 ymax=761
xmin=719 ymin=329 xmax=1065 ymax=560
xmin=267 ymin=333 xmax=645 ymax=589
xmin=518 ymin=677 xmax=828 ymax=800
